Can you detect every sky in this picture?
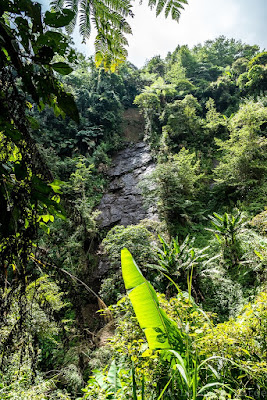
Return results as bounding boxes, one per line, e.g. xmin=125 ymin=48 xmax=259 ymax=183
xmin=42 ymin=0 xmax=267 ymax=68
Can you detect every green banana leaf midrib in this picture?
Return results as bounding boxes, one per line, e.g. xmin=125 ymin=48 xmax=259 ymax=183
xmin=121 ymin=247 xmax=177 ymax=348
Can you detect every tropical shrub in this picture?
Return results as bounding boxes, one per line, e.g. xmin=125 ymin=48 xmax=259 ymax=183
xmin=214 ymin=100 xmax=267 ymax=202
xmin=150 ymin=234 xmax=209 ymax=297
xmin=199 ymin=292 xmax=267 ymax=398
xmin=140 ymin=147 xmax=204 ymax=236
xmin=159 ymin=95 xmax=205 ymax=151
xmin=99 ymin=222 xmax=160 ymax=304
xmin=101 ymin=223 xmax=157 ymax=269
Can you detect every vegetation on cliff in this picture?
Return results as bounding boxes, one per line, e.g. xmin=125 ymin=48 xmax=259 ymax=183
xmin=0 ymin=0 xmax=267 ymax=398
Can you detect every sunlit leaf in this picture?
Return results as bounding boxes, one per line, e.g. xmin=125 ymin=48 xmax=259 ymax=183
xmin=51 ymin=61 xmax=73 ymax=75
xmin=121 ymin=248 xmax=184 ymax=350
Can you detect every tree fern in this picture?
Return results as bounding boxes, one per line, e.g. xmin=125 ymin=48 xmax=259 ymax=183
xmin=50 ymin=0 xmax=187 ymax=69
xmin=147 ymin=0 xmax=188 ymax=22
xmin=79 ymin=0 xmax=91 ymax=39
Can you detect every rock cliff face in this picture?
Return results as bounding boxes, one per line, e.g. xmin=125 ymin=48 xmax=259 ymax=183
xmin=97 ymin=142 xmax=156 ymax=229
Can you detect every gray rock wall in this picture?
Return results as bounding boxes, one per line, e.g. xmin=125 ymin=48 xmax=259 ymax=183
xmin=97 ymin=142 xmax=156 ymax=229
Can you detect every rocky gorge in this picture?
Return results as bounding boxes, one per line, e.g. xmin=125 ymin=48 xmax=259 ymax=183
xmin=97 ymin=141 xmax=157 ymax=229
xmin=82 ymin=141 xmax=158 ymax=331
xmin=92 ymin=141 xmax=157 ymax=282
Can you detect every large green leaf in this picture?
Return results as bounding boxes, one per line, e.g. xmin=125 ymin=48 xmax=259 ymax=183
xmin=44 ymin=9 xmax=75 ymax=28
xmin=121 ymin=248 xmax=184 ymax=351
xmin=57 ymin=91 xmax=80 ymax=123
xmin=107 ymin=360 xmax=123 ymax=393
xmin=51 ymin=62 xmax=73 ymax=75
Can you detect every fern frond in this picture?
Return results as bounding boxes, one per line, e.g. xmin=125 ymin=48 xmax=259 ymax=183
xmin=164 ymin=0 xmax=173 ymax=18
xmin=64 ymin=0 xmax=76 ymax=8
xmin=50 ymin=0 xmax=65 ymax=11
xmin=102 ymin=0 xmax=132 ymax=17
xmin=52 ymin=0 xmax=187 ymax=71
xmin=156 ymin=0 xmax=167 ymax=17
xmin=148 ymin=0 xmax=157 ymax=10
xmin=64 ymin=0 xmax=78 ymax=34
xmin=94 ymin=26 xmax=128 ymax=71
xmin=79 ymin=0 xmax=92 ymax=38
xmin=149 ymin=0 xmax=188 ymax=21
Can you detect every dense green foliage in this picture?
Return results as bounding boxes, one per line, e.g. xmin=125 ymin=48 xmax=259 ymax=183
xmin=0 ymin=0 xmax=267 ymax=397
xmin=81 ymin=37 xmax=267 ymax=400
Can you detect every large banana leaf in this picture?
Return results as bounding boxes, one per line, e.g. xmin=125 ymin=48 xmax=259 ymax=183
xmin=121 ymin=248 xmax=184 ymax=351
